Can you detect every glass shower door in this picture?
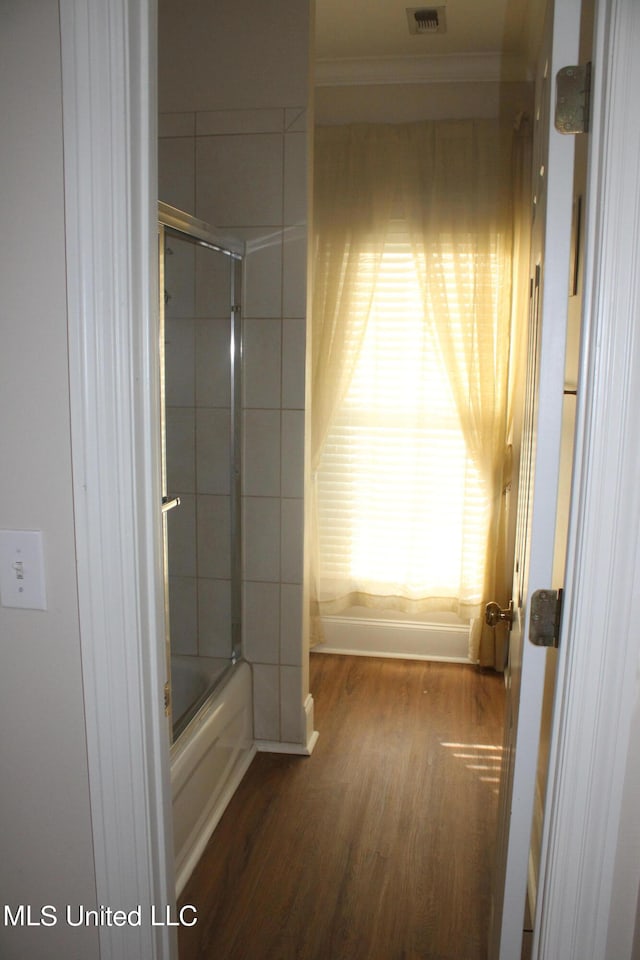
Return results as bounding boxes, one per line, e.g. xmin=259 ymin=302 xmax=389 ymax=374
xmin=158 ymin=205 xmax=243 ymax=742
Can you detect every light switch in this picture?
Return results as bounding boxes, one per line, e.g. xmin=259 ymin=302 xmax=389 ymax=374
xmin=0 ymin=530 xmax=47 ymax=610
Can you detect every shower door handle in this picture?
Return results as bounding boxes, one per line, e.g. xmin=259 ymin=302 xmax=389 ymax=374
xmin=162 ymin=496 xmax=181 ymax=514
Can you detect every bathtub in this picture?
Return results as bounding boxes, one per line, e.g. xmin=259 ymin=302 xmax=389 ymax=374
xmin=170 ymin=657 xmax=255 ymax=895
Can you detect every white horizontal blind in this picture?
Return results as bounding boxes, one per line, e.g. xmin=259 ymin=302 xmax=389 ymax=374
xmin=316 ymin=226 xmax=494 ymax=614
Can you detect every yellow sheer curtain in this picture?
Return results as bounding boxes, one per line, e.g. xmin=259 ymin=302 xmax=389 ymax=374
xmin=311 ymin=120 xmax=530 ymax=666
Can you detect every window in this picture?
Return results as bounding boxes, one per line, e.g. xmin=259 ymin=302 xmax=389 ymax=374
xmin=316 ymin=225 xmax=496 ymax=616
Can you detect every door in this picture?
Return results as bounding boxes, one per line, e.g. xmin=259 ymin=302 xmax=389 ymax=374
xmin=488 ymin=0 xmax=583 ymax=956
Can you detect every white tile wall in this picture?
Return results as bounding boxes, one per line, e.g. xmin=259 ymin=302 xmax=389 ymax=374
xmin=196 ymin=408 xmax=231 ymax=495
xmin=243 ymin=318 xmax=281 ymax=408
xmin=243 ymin=581 xmax=280 ymax=664
xmin=166 ymin=407 xmax=196 ymax=493
xmin=197 ymin=495 xmax=232 ymax=579
xmin=280 ymin=583 xmax=303 ymax=666
xmin=195 ymin=319 xmax=231 ymax=407
xmin=252 ymin=663 xmax=280 ymax=741
xmin=243 ymin=497 xmax=281 ymax=582
xmin=243 ymin=230 xmax=283 ymax=319
xmin=280 ymin=497 xmax=304 ymax=584
xmin=196 ymin=135 xmax=283 ymax=227
xmin=282 ymin=318 xmax=306 ymax=409
xmin=280 ymin=665 xmax=303 ymax=742
xmin=281 ymin=410 xmax=304 ymax=498
xmin=167 ymin=494 xmax=197 ymax=578
xmin=159 ymin=137 xmax=195 ymax=214
xmin=169 ymin=577 xmax=198 ymax=655
xmin=243 ymin=410 xmax=281 ymax=497
xmin=198 ymin=578 xmax=232 ymax=658
xmin=160 ymin=84 xmax=310 ymax=743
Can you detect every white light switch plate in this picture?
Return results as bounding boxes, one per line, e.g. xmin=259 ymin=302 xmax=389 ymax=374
xmin=0 ymin=529 xmax=47 ymax=610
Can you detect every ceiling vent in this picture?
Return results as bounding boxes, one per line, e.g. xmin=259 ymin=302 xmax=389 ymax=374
xmin=406 ymin=7 xmax=447 ymax=34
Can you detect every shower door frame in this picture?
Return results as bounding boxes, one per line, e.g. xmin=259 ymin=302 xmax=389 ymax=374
xmin=158 ymin=202 xmax=245 ymax=734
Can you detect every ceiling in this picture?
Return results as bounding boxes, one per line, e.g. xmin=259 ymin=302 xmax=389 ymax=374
xmin=314 ymin=0 xmax=545 ymax=81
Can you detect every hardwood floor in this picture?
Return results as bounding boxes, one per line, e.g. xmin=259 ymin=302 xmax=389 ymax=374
xmin=178 ymin=654 xmax=505 ymax=960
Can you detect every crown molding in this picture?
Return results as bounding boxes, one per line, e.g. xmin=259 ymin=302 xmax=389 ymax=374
xmin=314 ymin=52 xmax=532 ymax=87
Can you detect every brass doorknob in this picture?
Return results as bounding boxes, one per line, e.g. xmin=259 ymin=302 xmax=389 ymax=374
xmin=485 ymin=600 xmax=514 ymax=628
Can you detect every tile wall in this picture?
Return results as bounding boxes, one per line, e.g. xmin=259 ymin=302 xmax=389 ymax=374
xmin=159 ymin=104 xmax=309 ymax=744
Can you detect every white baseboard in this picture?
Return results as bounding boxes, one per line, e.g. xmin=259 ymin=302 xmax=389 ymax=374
xmin=315 ymin=614 xmax=471 ymax=663
xmin=255 ymin=732 xmax=319 ymax=756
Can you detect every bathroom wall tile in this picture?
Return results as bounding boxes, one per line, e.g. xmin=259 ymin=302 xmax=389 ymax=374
xmin=252 ymin=664 xmax=280 ymax=741
xmin=280 ymin=665 xmax=303 ymax=743
xmin=284 ymin=131 xmax=307 ymax=226
xmin=164 ymin=318 xmax=195 ymax=407
xmin=197 ymin=494 xmax=231 ymax=579
xmin=243 ymin=581 xmax=280 ymax=664
xmin=196 ymin=109 xmax=284 ymax=136
xmin=164 ymin=233 xmax=196 ymax=318
xmin=285 ymin=108 xmax=306 ymax=132
xmin=168 ymin=576 xmax=198 ymax=655
xmin=243 ymin=229 xmax=283 ymax=319
xmin=196 ymin=134 xmax=283 ymax=228
xmin=198 ymin=578 xmax=232 ymax=658
xmin=166 ymin=406 xmax=196 ymax=494
xmin=195 ymin=318 xmax=231 ymax=408
xmin=195 ymin=244 xmax=233 ymax=319
xmin=243 ymin=410 xmax=281 ymax=497
xmin=243 ymin=497 xmax=280 ymax=582
xmin=167 ymin=494 xmax=197 ymax=578
xmin=196 ymin=407 xmax=231 ymax=495
xmin=282 ymin=318 xmax=306 ymax=410
xmin=281 ymin=410 xmax=304 ymax=498
xmin=243 ymin=318 xmax=281 ymax=409
xmin=282 ymin=227 xmax=307 ymax=319
xmin=280 ymin=497 xmax=304 ymax=584
xmin=159 ymin=137 xmax=195 ymax=215
xmin=159 ymin=112 xmax=196 ymax=138
xmin=280 ymin=583 xmax=303 ymax=666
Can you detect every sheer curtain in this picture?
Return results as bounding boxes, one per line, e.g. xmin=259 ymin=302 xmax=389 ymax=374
xmin=311 ymin=120 xmax=530 ymax=667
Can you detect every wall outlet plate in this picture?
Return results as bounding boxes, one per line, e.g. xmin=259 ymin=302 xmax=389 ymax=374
xmin=0 ymin=529 xmax=47 ymax=610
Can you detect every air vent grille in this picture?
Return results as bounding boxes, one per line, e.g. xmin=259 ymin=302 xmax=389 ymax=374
xmin=406 ymin=6 xmax=447 ymax=34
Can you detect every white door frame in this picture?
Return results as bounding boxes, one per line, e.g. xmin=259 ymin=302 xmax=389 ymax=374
xmin=60 ymin=1 xmax=177 ymax=958
xmin=60 ymin=0 xmax=640 ymax=957
xmin=534 ymin=0 xmax=640 ymax=955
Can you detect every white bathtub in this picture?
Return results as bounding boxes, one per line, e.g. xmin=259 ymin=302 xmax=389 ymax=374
xmin=170 ymin=658 xmax=255 ymax=895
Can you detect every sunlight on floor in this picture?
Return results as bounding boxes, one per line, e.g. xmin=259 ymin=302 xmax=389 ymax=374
xmin=441 ymin=740 xmax=504 ymax=794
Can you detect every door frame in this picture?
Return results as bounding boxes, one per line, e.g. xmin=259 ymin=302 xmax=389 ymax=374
xmin=60 ymin=1 xmax=177 ymax=958
xmin=534 ymin=0 xmax=640 ymax=955
xmin=60 ymin=0 xmax=640 ymax=958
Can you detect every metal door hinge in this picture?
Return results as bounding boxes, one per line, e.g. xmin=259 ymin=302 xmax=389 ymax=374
xmin=529 ymin=589 xmax=563 ymax=648
xmin=164 ymin=681 xmax=171 ymax=717
xmin=555 ymin=63 xmax=591 ymax=134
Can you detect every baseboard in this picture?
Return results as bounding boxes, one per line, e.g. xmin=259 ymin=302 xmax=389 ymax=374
xmin=315 ymin=614 xmax=471 ymax=662
xmin=175 ymin=743 xmax=256 ymax=897
xmin=255 ymin=733 xmax=319 ymax=756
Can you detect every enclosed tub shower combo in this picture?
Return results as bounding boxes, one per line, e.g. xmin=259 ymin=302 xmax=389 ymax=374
xmin=158 ymin=203 xmax=254 ymax=894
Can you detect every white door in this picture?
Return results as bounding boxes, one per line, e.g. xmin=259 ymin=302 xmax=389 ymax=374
xmin=488 ymin=0 xmax=583 ymax=956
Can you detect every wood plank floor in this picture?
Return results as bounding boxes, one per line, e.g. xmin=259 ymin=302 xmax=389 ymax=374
xmin=178 ymin=654 xmax=505 ymax=960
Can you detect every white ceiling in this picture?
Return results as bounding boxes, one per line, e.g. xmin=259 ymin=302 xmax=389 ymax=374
xmin=314 ymin=0 xmax=545 ymax=81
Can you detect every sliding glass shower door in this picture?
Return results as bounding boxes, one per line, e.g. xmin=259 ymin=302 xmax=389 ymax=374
xmin=158 ymin=203 xmax=243 ymax=741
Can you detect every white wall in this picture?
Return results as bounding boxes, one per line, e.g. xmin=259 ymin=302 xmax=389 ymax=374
xmin=0 ymin=3 xmax=99 ymax=958
xmin=158 ymin=0 xmax=312 ymax=746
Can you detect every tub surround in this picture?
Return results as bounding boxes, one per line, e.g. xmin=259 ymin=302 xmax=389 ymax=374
xmin=171 ymin=661 xmax=255 ymax=896
xmin=159 ymin=0 xmax=314 ymax=752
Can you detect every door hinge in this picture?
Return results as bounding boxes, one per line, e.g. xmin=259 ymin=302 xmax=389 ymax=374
xmin=529 ymin=588 xmax=563 ymax=648
xmin=164 ymin=681 xmax=171 ymax=717
xmin=555 ymin=63 xmax=591 ymax=134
